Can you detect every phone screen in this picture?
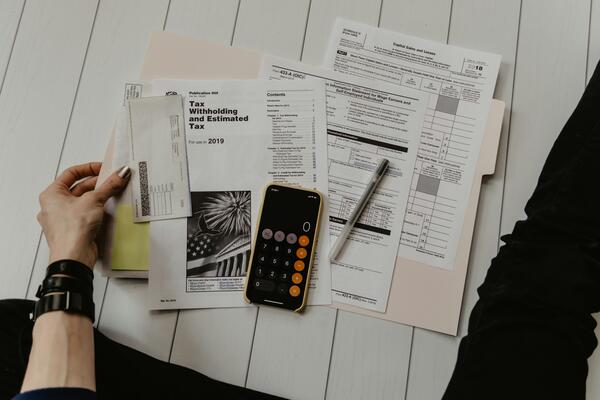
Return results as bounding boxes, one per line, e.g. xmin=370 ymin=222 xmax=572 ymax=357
xmin=245 ymin=184 xmax=322 ymax=311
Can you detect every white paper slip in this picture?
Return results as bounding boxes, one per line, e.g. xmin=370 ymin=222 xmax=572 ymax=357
xmin=324 ymin=18 xmax=501 ymax=271
xmin=147 ymin=79 xmax=331 ymax=310
xmin=128 ymin=95 xmax=192 ymax=223
xmin=261 ymin=56 xmax=427 ymax=312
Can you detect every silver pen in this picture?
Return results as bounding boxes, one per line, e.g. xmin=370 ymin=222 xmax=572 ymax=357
xmin=329 ymin=158 xmax=390 ymax=262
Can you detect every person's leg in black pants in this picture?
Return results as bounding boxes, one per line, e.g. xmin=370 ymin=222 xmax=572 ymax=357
xmin=443 ymin=63 xmax=600 ymax=399
xmin=0 ymin=299 xmax=283 ymax=400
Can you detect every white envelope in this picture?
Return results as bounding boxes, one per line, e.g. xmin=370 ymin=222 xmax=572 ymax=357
xmin=128 ymin=95 xmax=192 ymax=223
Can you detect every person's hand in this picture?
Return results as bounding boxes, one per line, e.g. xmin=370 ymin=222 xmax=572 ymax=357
xmin=37 ymin=162 xmax=131 ymax=269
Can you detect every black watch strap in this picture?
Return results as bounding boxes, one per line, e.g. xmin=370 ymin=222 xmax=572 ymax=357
xmin=46 ymin=260 xmax=94 ymax=284
xmin=33 ymin=291 xmax=95 ymax=323
xmin=38 ymin=275 xmax=93 ymax=299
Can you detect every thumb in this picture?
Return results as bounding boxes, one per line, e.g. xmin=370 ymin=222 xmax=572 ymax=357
xmin=93 ymin=165 xmax=131 ymax=204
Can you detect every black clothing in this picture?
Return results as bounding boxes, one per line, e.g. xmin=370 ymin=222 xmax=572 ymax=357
xmin=0 ymin=299 xmax=281 ymax=400
xmin=443 ymin=62 xmax=600 ymax=399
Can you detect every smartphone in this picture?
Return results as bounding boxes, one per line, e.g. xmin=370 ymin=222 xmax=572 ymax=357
xmin=244 ymin=184 xmax=323 ymax=312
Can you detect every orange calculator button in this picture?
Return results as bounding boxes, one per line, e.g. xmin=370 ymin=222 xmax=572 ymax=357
xmin=296 ymin=248 xmax=307 ymax=259
xmin=289 ymin=285 xmax=301 ymax=297
xmin=298 ymin=235 xmax=310 ymax=247
xmin=294 ymin=260 xmax=305 ymax=271
xmin=292 ymin=273 xmax=303 ymax=284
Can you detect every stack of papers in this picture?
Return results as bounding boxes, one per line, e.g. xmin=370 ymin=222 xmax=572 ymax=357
xmin=325 ymin=20 xmax=501 ymax=273
xmin=148 ymin=79 xmax=332 ymax=308
xmin=98 ymin=18 xmax=501 ymax=319
xmin=260 ymin=57 xmax=426 ymax=312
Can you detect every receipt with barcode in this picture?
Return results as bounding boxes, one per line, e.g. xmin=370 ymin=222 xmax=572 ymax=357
xmin=128 ymin=95 xmax=192 ymax=222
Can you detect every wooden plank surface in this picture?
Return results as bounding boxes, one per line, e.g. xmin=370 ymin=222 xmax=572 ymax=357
xmin=301 ymin=0 xmax=381 ymax=65
xmin=379 ymin=0 xmax=451 ymax=43
xmin=361 ymin=1 xmax=452 ymax=398
xmin=170 ymin=308 xmax=258 ymax=386
xmin=234 ymin=0 xmax=311 ymax=60
xmin=163 ymin=0 xmax=260 ymax=388
xmin=498 ymin=4 xmax=593 ymax=397
xmin=499 ymin=3 xmax=596 ymax=398
xmin=2 ymin=1 xmax=599 ymax=399
xmin=449 ymin=0 xmax=521 ymax=337
xmin=234 ymin=2 xmax=342 ymax=398
xmin=26 ymin=0 xmax=170 ymax=319
xmin=165 ymin=0 xmax=239 ymax=41
xmin=500 ymin=0 xmax=590 ymax=236
xmin=406 ymin=329 xmax=460 ymax=400
xmin=0 ymin=0 xmax=97 ymax=299
xmin=246 ymin=306 xmax=337 ymax=400
xmin=99 ymin=279 xmax=177 ymax=360
xmin=324 ymin=1 xmax=447 ymax=399
xmin=90 ymin=0 xmax=176 ymax=348
xmin=588 ymin=0 xmax=600 ymax=80
xmin=326 ymin=312 xmax=413 ymax=400
xmin=248 ymin=0 xmax=390 ymax=398
xmin=0 ymin=0 xmax=24 ymax=91
xmin=405 ymin=0 xmax=522 ymax=398
xmin=500 ymin=0 xmax=593 ymax=399
xmin=99 ymin=0 xmax=244 ymax=366
xmin=584 ymin=3 xmax=600 ymax=398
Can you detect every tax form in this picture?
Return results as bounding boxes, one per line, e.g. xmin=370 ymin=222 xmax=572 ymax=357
xmin=325 ymin=19 xmax=501 ymax=270
xmin=261 ymin=57 xmax=427 ymax=312
xmin=147 ymin=79 xmax=331 ymax=309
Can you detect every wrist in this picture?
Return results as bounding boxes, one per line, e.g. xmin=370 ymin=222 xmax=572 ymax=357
xmin=24 ymin=310 xmax=96 ymax=392
xmin=49 ymin=248 xmax=95 ymax=269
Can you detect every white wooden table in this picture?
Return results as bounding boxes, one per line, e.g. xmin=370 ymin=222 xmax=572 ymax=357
xmin=1 ymin=1 xmax=599 ymax=398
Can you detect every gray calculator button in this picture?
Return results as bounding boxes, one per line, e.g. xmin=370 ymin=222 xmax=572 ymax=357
xmin=262 ymin=229 xmax=273 ymax=240
xmin=286 ymin=233 xmax=297 ymax=244
xmin=274 ymin=230 xmax=285 ymax=242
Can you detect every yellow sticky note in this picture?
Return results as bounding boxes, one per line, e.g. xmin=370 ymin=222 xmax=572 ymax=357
xmin=111 ymin=204 xmax=150 ymax=270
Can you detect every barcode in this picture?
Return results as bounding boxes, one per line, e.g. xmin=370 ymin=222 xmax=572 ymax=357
xmin=139 ymin=161 xmax=150 ymax=216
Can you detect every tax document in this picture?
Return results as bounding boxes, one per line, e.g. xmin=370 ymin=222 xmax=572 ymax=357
xmin=324 ymin=19 xmax=501 ymax=270
xmin=147 ymin=79 xmax=331 ymax=309
xmin=261 ymin=57 xmax=427 ymax=312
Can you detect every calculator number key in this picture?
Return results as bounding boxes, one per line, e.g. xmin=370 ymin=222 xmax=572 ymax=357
xmin=254 ymin=279 xmax=275 ymax=292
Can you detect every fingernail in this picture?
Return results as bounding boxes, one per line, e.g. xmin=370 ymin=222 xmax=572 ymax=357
xmin=117 ymin=165 xmax=131 ymax=179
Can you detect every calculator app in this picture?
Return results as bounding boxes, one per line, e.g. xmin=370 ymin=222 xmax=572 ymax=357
xmin=245 ymin=184 xmax=321 ymax=311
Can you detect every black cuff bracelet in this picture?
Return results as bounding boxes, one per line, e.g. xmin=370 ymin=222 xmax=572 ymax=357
xmin=33 ymin=259 xmax=96 ymax=323
xmin=37 ymin=275 xmax=93 ymax=299
xmin=33 ymin=291 xmax=95 ymax=323
xmin=46 ymin=259 xmax=94 ymax=284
